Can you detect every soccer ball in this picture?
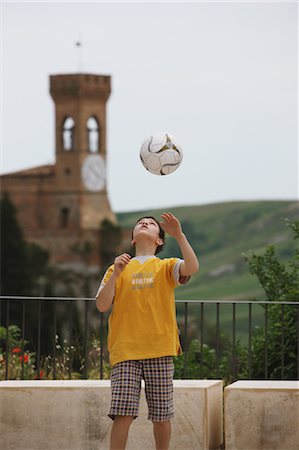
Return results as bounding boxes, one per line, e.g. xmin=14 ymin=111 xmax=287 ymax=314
xmin=140 ymin=132 xmax=183 ymax=176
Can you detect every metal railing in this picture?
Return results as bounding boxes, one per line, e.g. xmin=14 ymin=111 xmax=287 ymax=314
xmin=1 ymin=296 xmax=298 ymax=381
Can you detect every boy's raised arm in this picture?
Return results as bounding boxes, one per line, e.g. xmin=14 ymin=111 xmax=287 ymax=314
xmin=160 ymin=212 xmax=199 ymax=276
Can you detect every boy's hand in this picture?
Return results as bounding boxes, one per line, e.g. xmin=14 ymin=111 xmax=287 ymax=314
xmin=113 ymin=253 xmax=131 ymax=277
xmin=160 ymin=213 xmax=183 ymax=240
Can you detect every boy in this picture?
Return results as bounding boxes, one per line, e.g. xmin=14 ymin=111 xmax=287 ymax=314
xmin=96 ymin=212 xmax=199 ymax=450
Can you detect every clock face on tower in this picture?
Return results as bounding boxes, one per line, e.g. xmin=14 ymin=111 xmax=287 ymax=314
xmin=81 ymin=154 xmax=106 ymax=192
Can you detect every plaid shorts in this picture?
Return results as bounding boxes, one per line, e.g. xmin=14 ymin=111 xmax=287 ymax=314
xmin=108 ymin=356 xmax=175 ymax=422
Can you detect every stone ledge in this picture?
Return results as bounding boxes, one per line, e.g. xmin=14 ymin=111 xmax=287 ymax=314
xmin=0 ymin=379 xmax=223 ymax=450
xmin=224 ymin=380 xmax=299 ymax=450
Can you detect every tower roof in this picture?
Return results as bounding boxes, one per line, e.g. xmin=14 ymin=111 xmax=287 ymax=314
xmin=1 ymin=164 xmax=55 ymax=178
xmin=50 ymin=73 xmax=111 ymax=101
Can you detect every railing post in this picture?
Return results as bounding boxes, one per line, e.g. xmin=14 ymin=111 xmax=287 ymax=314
xmin=200 ymin=302 xmax=204 ymax=377
xmin=100 ymin=312 xmax=104 ymax=380
xmin=21 ymin=299 xmax=26 ymax=379
xmin=297 ymin=305 xmax=299 ymax=379
xmin=281 ymin=304 xmax=285 ymax=379
xmin=68 ymin=299 xmax=74 ymax=380
xmin=248 ymin=303 xmax=252 ymax=379
xmin=37 ymin=299 xmax=41 ymax=379
xmin=53 ymin=300 xmax=57 ymax=380
xmin=264 ymin=304 xmax=268 ymax=379
xmin=216 ymin=303 xmax=220 ymax=378
xmin=184 ymin=302 xmax=188 ymax=378
xmin=232 ymin=303 xmax=236 ymax=380
xmin=84 ymin=300 xmax=88 ymax=379
xmin=5 ymin=299 xmax=10 ymax=380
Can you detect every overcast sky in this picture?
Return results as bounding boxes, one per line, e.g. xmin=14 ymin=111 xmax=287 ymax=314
xmin=1 ymin=1 xmax=298 ymax=212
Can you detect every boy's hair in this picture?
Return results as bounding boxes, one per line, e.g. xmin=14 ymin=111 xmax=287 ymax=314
xmin=132 ymin=216 xmax=166 ymax=255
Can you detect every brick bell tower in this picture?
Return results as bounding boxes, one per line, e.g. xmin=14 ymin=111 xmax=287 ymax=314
xmin=50 ymin=74 xmax=115 ymax=231
xmin=1 ymin=73 xmax=116 ymax=268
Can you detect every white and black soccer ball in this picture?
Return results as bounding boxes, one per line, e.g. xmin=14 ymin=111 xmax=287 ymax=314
xmin=140 ymin=132 xmax=183 ymax=176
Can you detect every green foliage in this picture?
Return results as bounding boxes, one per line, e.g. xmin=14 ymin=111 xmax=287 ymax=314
xmin=174 ymin=340 xmax=217 ymax=379
xmin=0 ymin=325 xmax=110 ymax=380
xmin=0 ymin=193 xmax=50 ymax=296
xmin=244 ymin=246 xmax=299 ymax=302
xmin=0 ymin=324 xmax=23 ymax=348
xmin=0 ymin=325 xmax=37 ymax=380
xmin=85 ymin=335 xmax=111 ymax=380
xmin=243 ymin=220 xmax=299 ymax=379
xmin=249 ymin=305 xmax=298 ymax=378
xmin=174 ymin=338 xmax=248 ymax=384
xmin=1 ymin=193 xmax=32 ymax=295
xmin=27 ymin=243 xmax=50 ymax=290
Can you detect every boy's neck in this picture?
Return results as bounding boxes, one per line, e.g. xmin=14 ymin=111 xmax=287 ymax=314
xmin=135 ymin=243 xmax=157 ymax=256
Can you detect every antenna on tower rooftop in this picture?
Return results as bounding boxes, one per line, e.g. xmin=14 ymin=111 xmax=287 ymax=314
xmin=75 ymin=34 xmax=83 ymax=73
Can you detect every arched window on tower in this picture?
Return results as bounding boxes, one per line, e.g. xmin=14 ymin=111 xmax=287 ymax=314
xmin=63 ymin=117 xmax=75 ymax=151
xmin=87 ymin=117 xmax=99 ymax=153
xmin=60 ymin=207 xmax=70 ymax=228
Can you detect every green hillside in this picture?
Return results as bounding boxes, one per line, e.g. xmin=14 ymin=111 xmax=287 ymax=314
xmin=117 ymin=200 xmax=298 ymax=302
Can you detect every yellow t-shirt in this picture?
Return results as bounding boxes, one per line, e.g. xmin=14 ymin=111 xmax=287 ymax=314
xmin=100 ymin=256 xmax=186 ymax=367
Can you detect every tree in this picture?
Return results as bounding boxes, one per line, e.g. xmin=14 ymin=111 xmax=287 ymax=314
xmin=1 ymin=194 xmax=54 ymax=361
xmin=0 ymin=193 xmax=32 ymax=295
xmin=243 ymin=219 xmax=299 ymax=378
xmin=1 ymin=193 xmax=50 ymax=296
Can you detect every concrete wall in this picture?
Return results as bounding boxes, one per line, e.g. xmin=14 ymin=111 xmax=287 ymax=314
xmin=224 ymin=380 xmax=299 ymax=450
xmin=0 ymin=379 xmax=223 ymax=450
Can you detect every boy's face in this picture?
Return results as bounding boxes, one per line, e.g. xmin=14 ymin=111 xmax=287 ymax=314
xmin=132 ymin=218 xmax=163 ymax=248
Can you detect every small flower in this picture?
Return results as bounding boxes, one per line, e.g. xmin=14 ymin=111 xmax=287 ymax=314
xmin=12 ymin=347 xmax=22 ymax=354
xmin=19 ymin=354 xmax=29 ymax=363
xmin=34 ymin=370 xmax=44 ymax=380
